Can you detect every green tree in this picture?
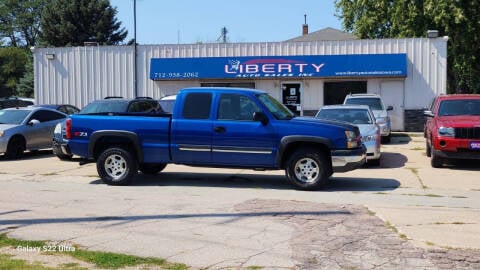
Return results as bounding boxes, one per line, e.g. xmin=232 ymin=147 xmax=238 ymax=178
xmin=16 ymin=53 xmax=34 ymax=98
xmin=0 ymin=0 xmax=46 ymax=47
xmin=40 ymin=0 xmax=128 ymax=46
xmin=335 ymin=0 xmax=480 ymax=94
xmin=0 ymin=47 xmax=28 ymax=97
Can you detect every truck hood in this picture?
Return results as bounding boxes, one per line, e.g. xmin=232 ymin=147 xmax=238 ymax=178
xmin=436 ymin=115 xmax=480 ymax=127
xmin=292 ymin=116 xmax=357 ymax=130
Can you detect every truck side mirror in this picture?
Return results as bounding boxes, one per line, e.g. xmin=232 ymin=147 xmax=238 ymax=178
xmin=253 ymin=111 xmax=269 ymax=126
xmin=423 ymin=110 xmax=434 ymax=117
xmin=387 ymin=105 xmax=393 ymax=111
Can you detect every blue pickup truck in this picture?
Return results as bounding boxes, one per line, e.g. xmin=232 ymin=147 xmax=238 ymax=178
xmin=66 ymin=87 xmax=366 ymax=190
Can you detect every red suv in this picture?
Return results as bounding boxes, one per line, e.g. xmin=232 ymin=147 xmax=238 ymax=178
xmin=424 ymin=94 xmax=480 ymax=167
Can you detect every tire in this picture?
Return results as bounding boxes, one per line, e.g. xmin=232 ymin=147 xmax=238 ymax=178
xmin=97 ymin=147 xmax=137 ymax=185
xmin=139 ymin=163 xmax=167 ymax=174
xmin=426 ymin=140 xmax=432 ymax=157
xmin=369 ymin=158 xmax=381 ymax=167
xmin=381 ymin=135 xmax=391 ymax=144
xmin=431 ymin=150 xmax=443 ymax=168
xmin=285 ymin=148 xmax=329 ymax=190
xmin=5 ymin=136 xmax=25 ymax=160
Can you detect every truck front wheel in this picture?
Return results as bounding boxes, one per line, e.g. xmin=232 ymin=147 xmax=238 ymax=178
xmin=97 ymin=147 xmax=137 ymax=185
xmin=285 ymin=148 xmax=329 ymax=190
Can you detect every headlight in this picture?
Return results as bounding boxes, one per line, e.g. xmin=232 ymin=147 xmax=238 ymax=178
xmin=0 ymin=131 xmax=4 ymax=137
xmin=438 ymin=126 xmax=455 ymax=137
xmin=376 ymin=117 xmax=386 ymax=124
xmin=345 ymin=130 xmax=360 ymax=148
xmin=54 ymin=123 xmax=62 ymax=134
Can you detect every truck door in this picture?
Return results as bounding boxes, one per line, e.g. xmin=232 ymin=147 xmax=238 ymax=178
xmin=211 ymin=93 xmax=276 ymax=167
xmin=171 ymin=92 xmax=213 ymax=164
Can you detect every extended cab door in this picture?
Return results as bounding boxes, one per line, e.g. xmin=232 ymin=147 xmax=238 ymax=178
xmin=211 ymin=93 xmax=276 ymax=167
xmin=171 ymin=92 xmax=214 ymax=164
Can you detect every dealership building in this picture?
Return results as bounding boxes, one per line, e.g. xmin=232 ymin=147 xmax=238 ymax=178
xmin=33 ymin=27 xmax=448 ymax=131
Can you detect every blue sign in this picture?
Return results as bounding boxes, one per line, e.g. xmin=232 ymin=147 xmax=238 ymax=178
xmin=150 ymin=54 xmax=407 ymax=80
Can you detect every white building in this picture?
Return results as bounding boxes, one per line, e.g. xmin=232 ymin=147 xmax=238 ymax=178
xmin=33 ymin=28 xmax=448 ymax=131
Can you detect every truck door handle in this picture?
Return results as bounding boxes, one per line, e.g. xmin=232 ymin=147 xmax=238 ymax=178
xmin=214 ymin=126 xmax=226 ymax=133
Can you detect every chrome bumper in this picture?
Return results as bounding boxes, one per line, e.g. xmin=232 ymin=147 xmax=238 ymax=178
xmin=331 ymin=146 xmax=367 ymax=173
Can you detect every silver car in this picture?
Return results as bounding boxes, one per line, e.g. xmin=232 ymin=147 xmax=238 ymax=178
xmin=0 ymin=107 xmax=67 ymax=159
xmin=316 ymin=105 xmax=381 ymax=166
xmin=343 ymin=94 xmax=392 ymax=143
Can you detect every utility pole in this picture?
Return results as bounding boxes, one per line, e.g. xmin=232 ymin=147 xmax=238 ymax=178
xmin=133 ymin=0 xmax=138 ymax=97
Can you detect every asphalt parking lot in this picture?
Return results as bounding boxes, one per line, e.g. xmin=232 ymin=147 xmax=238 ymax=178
xmin=0 ymin=133 xmax=479 ymax=269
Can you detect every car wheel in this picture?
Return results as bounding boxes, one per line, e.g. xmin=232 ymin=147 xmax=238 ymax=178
xmin=285 ymin=148 xmax=329 ymax=190
xmin=139 ymin=163 xmax=167 ymax=174
xmin=381 ymin=135 xmax=391 ymax=144
xmin=431 ymin=151 xmax=443 ymax=168
xmin=5 ymin=136 xmax=25 ymax=160
xmin=97 ymin=147 xmax=137 ymax=185
xmin=426 ymin=140 xmax=432 ymax=157
xmin=369 ymin=158 xmax=381 ymax=167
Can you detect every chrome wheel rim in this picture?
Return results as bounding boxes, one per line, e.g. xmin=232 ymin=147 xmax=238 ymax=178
xmin=294 ymin=158 xmax=319 ymax=183
xmin=104 ymin=154 xmax=127 ymax=180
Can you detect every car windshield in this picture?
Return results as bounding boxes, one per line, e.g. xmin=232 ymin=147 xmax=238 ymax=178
xmin=317 ymin=108 xmax=373 ymax=124
xmin=79 ymin=101 xmax=128 ymax=114
xmin=256 ymin=93 xmax=294 ymax=120
xmin=0 ymin=109 xmax=30 ymax=124
xmin=345 ymin=97 xmax=384 ymax=110
xmin=438 ymin=99 xmax=480 ymax=116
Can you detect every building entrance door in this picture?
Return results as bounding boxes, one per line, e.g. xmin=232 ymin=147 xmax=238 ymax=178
xmin=380 ymin=80 xmax=404 ymax=131
xmin=281 ymin=83 xmax=301 ymax=115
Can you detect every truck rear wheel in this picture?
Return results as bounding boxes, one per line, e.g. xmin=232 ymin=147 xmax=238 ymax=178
xmin=285 ymin=148 xmax=329 ymax=190
xmin=97 ymin=147 xmax=137 ymax=185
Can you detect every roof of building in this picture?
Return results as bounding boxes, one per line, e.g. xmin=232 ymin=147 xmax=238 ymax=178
xmin=286 ymin=27 xmax=356 ymax=42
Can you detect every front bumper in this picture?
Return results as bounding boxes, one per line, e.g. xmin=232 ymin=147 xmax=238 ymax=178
xmin=363 ymin=140 xmax=381 ymax=161
xmin=331 ymin=145 xmax=367 ymax=172
xmin=433 ymin=148 xmax=480 ymax=160
xmin=432 ymin=137 xmax=480 ymax=160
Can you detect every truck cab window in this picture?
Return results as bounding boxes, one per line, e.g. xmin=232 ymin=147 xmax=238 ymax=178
xmin=218 ymin=94 xmax=260 ymax=121
xmin=182 ymin=93 xmax=212 ymax=119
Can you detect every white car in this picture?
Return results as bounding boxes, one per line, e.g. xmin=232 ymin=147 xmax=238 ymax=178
xmin=316 ymin=104 xmax=381 ymax=166
xmin=343 ymin=94 xmax=392 ymax=143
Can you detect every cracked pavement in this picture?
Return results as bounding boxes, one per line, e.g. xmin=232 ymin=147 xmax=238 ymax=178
xmin=0 ymin=134 xmax=479 ymax=269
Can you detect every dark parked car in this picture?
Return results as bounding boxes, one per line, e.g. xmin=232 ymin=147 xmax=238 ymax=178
xmin=0 ymin=97 xmax=35 ymax=109
xmin=32 ymin=104 xmax=80 ymax=115
xmin=53 ymin=97 xmax=160 ymax=160
xmin=0 ymin=107 xmax=67 ymax=159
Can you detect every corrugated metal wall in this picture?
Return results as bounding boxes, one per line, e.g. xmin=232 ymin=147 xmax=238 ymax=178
xmin=34 ymin=37 xmax=447 ymax=110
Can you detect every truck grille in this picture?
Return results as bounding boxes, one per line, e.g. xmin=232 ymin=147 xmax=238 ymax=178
xmin=455 ymin=127 xmax=480 ymax=139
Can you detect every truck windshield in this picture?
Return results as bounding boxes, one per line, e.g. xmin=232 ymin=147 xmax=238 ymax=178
xmin=256 ymin=93 xmax=294 ymax=120
xmin=438 ymin=99 xmax=480 ymax=116
xmin=345 ymin=98 xmax=384 ymax=110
